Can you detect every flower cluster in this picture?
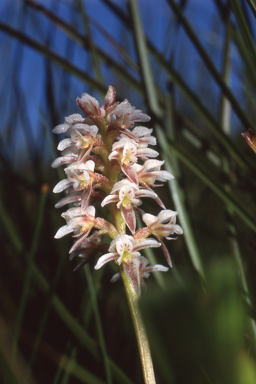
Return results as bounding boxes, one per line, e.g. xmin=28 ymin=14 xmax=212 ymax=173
xmin=52 ymin=86 xmax=183 ymax=294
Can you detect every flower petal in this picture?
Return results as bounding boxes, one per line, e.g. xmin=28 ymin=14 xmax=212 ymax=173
xmin=52 ymin=123 xmax=70 ymax=134
xmin=133 ymin=239 xmax=161 ymax=252
xmin=94 ymin=253 xmax=118 ymax=269
xmin=53 ymin=179 xmax=72 ymax=193
xmin=54 ymin=225 xmax=74 ymax=239
xmin=121 ymin=206 xmax=136 ymax=234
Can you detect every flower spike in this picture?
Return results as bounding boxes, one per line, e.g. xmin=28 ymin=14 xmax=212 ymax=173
xmin=52 ymin=85 xmax=182 ymax=291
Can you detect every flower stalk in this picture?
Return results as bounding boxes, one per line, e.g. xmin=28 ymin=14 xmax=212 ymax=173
xmin=52 ymin=86 xmax=183 ymax=382
xmin=121 ymin=267 xmax=156 ymax=384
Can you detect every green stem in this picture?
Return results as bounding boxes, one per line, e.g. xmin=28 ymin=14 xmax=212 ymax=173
xmin=121 ymin=267 xmax=156 ymax=384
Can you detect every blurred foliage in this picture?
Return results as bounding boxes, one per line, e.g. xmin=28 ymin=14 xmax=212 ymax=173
xmin=1 ymin=0 xmax=256 ymax=383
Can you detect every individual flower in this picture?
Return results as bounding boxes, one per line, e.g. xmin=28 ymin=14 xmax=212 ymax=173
xmin=76 ymin=85 xmax=118 ymax=122
xmin=101 ymin=180 xmax=157 ymax=233
xmin=111 ymin=256 xmax=168 ymax=294
xmin=54 ymin=206 xmax=96 ymax=253
xmin=133 ymin=159 xmax=173 ymax=208
xmin=107 ymin=99 xmax=150 ymax=130
xmin=55 ymin=205 xmax=117 ymax=253
xmin=94 ymin=235 xmax=161 ymax=270
xmin=53 ymin=160 xmax=111 ymax=209
xmin=109 ymin=137 xmax=158 ymax=184
xmin=139 ymin=210 xmax=183 ymax=266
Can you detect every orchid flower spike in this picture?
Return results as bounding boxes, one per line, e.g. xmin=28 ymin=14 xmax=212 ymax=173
xmin=52 ymin=86 xmax=183 ymax=294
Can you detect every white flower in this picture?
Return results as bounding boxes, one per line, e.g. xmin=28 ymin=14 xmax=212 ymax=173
xmin=109 ymin=137 xmax=159 ymax=184
xmin=76 ymin=86 xmax=118 ymax=120
xmin=54 ymin=206 xmax=96 ymax=253
xmin=142 ymin=210 xmax=183 ymax=238
xmin=101 ymin=180 xmax=157 ymax=233
xmin=77 ymin=93 xmax=106 ymax=118
xmin=57 ymin=125 xmax=98 ymax=152
xmin=94 ymin=235 xmax=160 ymax=269
xmin=142 ymin=210 xmax=183 ymax=266
xmin=53 ymin=160 xmax=95 ymax=193
xmin=108 ymin=100 xmax=150 ymax=130
xmin=135 ymin=159 xmax=173 ymax=186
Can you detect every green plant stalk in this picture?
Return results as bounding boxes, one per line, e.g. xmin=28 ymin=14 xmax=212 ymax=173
xmin=121 ymin=267 xmax=156 ymax=384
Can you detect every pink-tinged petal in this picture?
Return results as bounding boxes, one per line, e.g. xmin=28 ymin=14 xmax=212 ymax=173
xmin=81 ymin=185 xmax=92 ymax=210
xmin=144 ymin=159 xmax=165 ymax=169
xmin=108 ymin=150 xmax=119 ymax=161
xmin=132 ymin=126 xmax=153 ymax=137
xmin=144 ymin=264 xmax=169 ymax=274
xmin=123 ymin=260 xmax=140 ymax=293
xmin=122 ymin=164 xmax=138 ymax=185
xmin=111 ymin=179 xmax=138 ymax=194
xmin=120 ymin=129 xmax=140 ymax=142
xmin=94 ymin=253 xmax=118 ymax=269
xmin=135 ymin=189 xmax=157 ymax=199
xmin=53 ymin=179 xmax=72 ymax=193
xmin=118 ymin=237 xmax=134 ymax=254
xmin=65 ymin=113 xmax=84 ymax=124
xmin=154 ymin=195 xmax=166 ymax=209
xmin=104 ymin=85 xmax=116 ymax=109
xmin=133 ymin=239 xmax=161 ymax=252
xmin=137 ymin=148 xmax=159 ymax=158
xmin=121 ymin=206 xmax=136 ymax=234
xmin=54 ymin=225 xmax=74 ymax=239
xmin=172 ymin=225 xmax=183 ymax=235
xmin=155 ymin=170 xmax=174 ymax=182
xmin=51 ymin=156 xmax=77 ymax=168
xmin=77 ymin=145 xmax=93 ymax=163
xmin=101 ymin=195 xmax=118 ymax=207
xmin=52 ymin=123 xmax=70 ymax=134
xmin=158 ymin=210 xmax=178 ymax=223
xmin=142 ymin=213 xmax=157 ymax=227
xmin=159 ymin=238 xmax=172 ymax=267
xmin=85 ymin=205 xmax=96 ymax=217
xmin=72 ymin=124 xmax=98 ymax=137
xmin=85 ymin=160 xmax=95 ymax=172
xmin=112 ymin=138 xmax=131 ymax=150
xmin=69 ymin=232 xmax=90 ymax=253
xmin=77 ymin=94 xmax=100 ymax=116
xmin=55 ymin=195 xmax=81 ymax=208
xmin=57 ymin=138 xmax=73 ymax=151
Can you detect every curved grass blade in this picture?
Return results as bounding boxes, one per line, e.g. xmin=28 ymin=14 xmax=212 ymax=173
xmin=159 ymin=94 xmax=205 ymax=280
xmin=0 ymin=22 xmax=106 ymax=94
xmin=245 ymin=0 xmax=256 ymax=18
xmin=220 ymin=18 xmax=256 ymax=356
xmin=166 ymin=0 xmax=253 ymax=129
xmin=130 ymin=0 xmax=205 ymax=280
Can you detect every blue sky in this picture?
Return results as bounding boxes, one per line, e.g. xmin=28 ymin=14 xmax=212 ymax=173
xmin=0 ymin=0 xmax=249 ymax=174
